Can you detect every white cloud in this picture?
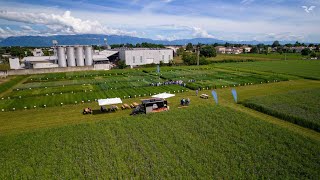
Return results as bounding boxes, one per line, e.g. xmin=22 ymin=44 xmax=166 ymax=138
xmin=191 ymin=27 xmax=215 ymax=38
xmin=241 ymin=0 xmax=255 ymax=4
xmin=155 ymin=34 xmax=178 ymax=41
xmin=0 ymin=1 xmax=319 ymax=42
xmin=0 ymin=10 xmax=136 ymax=37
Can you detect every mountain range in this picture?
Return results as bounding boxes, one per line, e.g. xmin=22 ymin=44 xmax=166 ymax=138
xmin=0 ymin=34 xmax=306 ymax=47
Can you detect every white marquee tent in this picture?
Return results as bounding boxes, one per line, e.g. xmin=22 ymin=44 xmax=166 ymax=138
xmin=152 ymin=93 xmax=175 ymax=99
xmin=98 ymin=98 xmax=122 ymax=106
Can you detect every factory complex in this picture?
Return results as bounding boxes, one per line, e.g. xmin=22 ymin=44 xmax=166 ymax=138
xmin=9 ymin=45 xmax=174 ymax=71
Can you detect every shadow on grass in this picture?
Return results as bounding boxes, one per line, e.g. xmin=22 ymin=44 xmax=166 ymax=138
xmin=92 ymin=109 xmax=118 ymax=115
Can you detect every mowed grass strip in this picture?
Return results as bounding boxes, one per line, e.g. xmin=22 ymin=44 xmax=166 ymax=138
xmin=0 ymin=75 xmax=27 ymax=95
xmin=242 ymin=88 xmax=320 ymax=132
xmin=0 ymin=105 xmax=319 ymax=179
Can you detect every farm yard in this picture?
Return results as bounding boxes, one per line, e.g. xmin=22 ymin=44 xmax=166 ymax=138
xmin=0 ymin=60 xmax=320 ymax=179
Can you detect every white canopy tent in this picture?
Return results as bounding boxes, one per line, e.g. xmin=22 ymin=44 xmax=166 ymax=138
xmin=98 ymin=98 xmax=122 ymax=106
xmin=152 ymin=93 xmax=175 ymax=99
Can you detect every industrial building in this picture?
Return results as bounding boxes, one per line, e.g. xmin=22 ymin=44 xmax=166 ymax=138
xmin=117 ymin=48 xmax=173 ymax=67
xmin=9 ymin=45 xmax=173 ymax=71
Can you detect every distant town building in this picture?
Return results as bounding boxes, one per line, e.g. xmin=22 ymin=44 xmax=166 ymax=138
xmin=32 ymin=48 xmax=44 ymax=57
xmin=243 ymin=46 xmax=252 ymax=53
xmin=215 ymin=46 xmax=226 ymax=54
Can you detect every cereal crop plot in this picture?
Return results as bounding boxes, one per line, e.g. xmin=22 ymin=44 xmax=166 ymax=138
xmin=153 ymin=67 xmax=291 ymax=90
xmin=213 ymin=60 xmax=320 ymax=80
xmin=242 ymin=88 xmax=320 ymax=132
xmin=0 ymin=105 xmax=319 ymax=179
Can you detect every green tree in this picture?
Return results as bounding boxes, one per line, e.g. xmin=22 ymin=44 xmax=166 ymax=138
xmin=186 ymin=43 xmax=193 ymax=51
xmin=182 ymin=52 xmax=196 ymax=65
xmin=176 ymin=47 xmax=185 ymax=56
xmin=200 ymin=46 xmax=216 ymax=57
xmin=294 ymin=41 xmax=301 ymax=47
xmin=285 ymin=43 xmax=293 ymax=48
xmin=301 ymin=48 xmax=311 ymax=56
xmin=272 ymin=40 xmax=280 ymax=48
xmin=250 ymin=46 xmax=258 ymax=53
xmin=310 ymin=51 xmax=317 ymax=58
xmin=199 ymin=56 xmax=209 ymax=65
xmin=117 ymin=60 xmax=127 ymax=69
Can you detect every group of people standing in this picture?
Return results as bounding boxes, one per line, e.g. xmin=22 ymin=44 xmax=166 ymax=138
xmin=180 ymin=98 xmax=190 ymax=106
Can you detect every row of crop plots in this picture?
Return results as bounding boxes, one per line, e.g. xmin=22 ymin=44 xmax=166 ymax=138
xmin=0 ymin=66 xmax=294 ymax=111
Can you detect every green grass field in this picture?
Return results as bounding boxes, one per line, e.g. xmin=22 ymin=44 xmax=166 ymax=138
xmin=214 ymin=60 xmax=320 ymax=80
xmin=0 ymin=60 xmax=320 ymax=178
xmin=0 ymin=105 xmax=319 ymax=179
xmin=242 ymin=88 xmax=320 ymax=132
xmin=209 ymin=53 xmax=303 ymax=61
xmin=174 ymin=53 xmax=303 ymax=64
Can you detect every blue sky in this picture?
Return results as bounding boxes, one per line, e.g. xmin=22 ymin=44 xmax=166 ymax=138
xmin=0 ymin=0 xmax=319 ymax=42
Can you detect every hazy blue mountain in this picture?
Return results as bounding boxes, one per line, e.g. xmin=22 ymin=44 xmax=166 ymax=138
xmin=0 ymin=34 xmax=225 ymax=47
xmin=0 ymin=34 xmax=313 ymax=47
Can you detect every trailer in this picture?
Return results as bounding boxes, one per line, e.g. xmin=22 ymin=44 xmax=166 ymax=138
xmin=131 ymin=98 xmax=169 ymax=115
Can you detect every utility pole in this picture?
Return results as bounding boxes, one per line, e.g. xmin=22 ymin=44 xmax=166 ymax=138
xmin=197 ymin=46 xmax=200 ymax=66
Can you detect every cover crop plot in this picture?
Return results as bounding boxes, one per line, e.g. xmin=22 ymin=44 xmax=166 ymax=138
xmin=242 ymin=88 xmax=320 ymax=132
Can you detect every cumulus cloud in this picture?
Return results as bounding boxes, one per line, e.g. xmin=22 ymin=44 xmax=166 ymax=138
xmin=0 ymin=10 xmax=136 ymax=37
xmin=191 ymin=27 xmax=215 ymax=38
xmin=0 ymin=26 xmax=32 ymax=38
xmin=155 ymin=34 xmax=178 ymax=41
xmin=265 ymin=32 xmax=304 ymax=41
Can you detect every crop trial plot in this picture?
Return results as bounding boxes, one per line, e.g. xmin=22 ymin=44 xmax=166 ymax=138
xmin=0 ymin=70 xmax=187 ymax=111
xmin=151 ymin=66 xmax=291 ymax=90
xmin=242 ymin=88 xmax=320 ymax=132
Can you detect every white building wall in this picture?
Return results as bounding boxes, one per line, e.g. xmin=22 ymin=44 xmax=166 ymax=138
xmin=120 ymin=49 xmax=173 ymax=66
xmin=9 ymin=58 xmax=21 ymax=70
xmin=33 ymin=63 xmax=59 ymax=69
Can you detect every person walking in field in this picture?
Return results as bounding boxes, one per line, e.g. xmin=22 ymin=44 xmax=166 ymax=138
xmin=196 ymin=89 xmax=199 ymax=96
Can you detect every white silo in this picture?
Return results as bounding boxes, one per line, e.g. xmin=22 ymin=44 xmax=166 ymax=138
xmin=84 ymin=46 xmax=93 ymax=66
xmin=75 ymin=46 xmax=84 ymax=66
xmin=57 ymin=46 xmax=67 ymax=67
xmin=66 ymin=46 xmax=76 ymax=67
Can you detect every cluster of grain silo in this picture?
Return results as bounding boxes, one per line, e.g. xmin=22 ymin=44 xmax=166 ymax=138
xmin=55 ymin=46 xmax=93 ymax=67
